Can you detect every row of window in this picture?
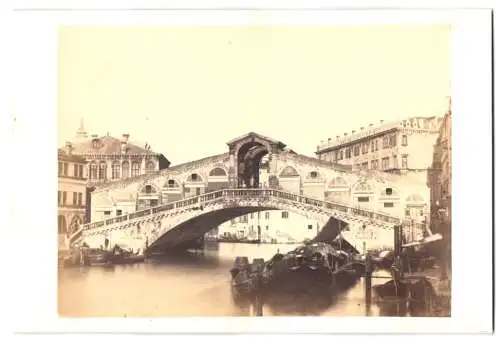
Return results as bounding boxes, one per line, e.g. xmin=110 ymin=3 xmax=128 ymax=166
xmin=323 ymin=134 xmax=407 ymax=162
xmin=355 ymin=155 xmax=408 ymax=170
xmin=233 ymin=211 xmax=278 ymax=224
xmin=89 ymin=161 xmax=156 ymax=180
xmin=57 ymin=191 xmax=83 ymax=206
xmin=58 ymin=162 xmax=84 ymax=178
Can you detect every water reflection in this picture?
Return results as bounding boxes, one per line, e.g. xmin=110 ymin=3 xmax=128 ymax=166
xmin=58 ymin=242 xmax=433 ymax=317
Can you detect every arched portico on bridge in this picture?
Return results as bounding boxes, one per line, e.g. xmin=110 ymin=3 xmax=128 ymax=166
xmin=227 ymin=132 xmax=286 ymax=189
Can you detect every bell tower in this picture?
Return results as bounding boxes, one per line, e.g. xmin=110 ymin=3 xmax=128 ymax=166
xmin=74 ymin=117 xmax=88 ymax=142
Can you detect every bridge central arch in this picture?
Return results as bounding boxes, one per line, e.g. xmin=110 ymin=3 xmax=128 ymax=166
xmin=227 ymin=132 xmax=286 ymax=189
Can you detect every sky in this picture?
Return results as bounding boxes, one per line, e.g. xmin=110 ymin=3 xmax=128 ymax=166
xmin=58 ymin=25 xmax=451 ymax=165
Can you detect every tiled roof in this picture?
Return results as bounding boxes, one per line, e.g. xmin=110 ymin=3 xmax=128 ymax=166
xmin=70 ymin=135 xmax=152 ymax=155
xmin=58 ymin=148 xmax=87 ymax=163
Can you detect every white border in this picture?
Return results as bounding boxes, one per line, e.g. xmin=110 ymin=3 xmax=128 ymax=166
xmin=5 ymin=4 xmax=493 ymax=336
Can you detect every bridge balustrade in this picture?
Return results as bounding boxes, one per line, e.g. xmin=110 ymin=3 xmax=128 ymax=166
xmin=152 ymin=203 xmax=175 ymax=214
xmin=129 ymin=209 xmax=152 ymax=220
xmin=324 ymin=201 xmax=349 ymax=213
xmin=81 ymin=187 xmax=415 ymax=235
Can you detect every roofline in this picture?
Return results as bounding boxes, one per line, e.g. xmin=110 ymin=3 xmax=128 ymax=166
xmin=226 ymin=132 xmax=286 ymax=149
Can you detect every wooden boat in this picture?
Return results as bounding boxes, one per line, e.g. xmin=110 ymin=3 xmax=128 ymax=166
xmin=85 ymin=248 xmax=113 ymax=267
xmin=109 ymin=244 xmax=145 ymax=265
xmin=230 ymin=239 xmax=363 ymax=301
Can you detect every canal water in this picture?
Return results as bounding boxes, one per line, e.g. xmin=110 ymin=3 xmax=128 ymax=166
xmin=58 ymin=242 xmax=420 ymax=317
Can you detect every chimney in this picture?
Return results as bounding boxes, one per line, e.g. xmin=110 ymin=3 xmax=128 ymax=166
xmin=328 ymin=138 xmax=332 ymax=142
xmin=122 ymin=133 xmax=130 ymax=142
xmin=369 ymin=123 xmax=373 ymax=127
xmin=344 ymin=133 xmax=348 ymax=137
xmin=360 ymin=127 xmax=364 ymax=131
xmin=380 ymin=120 xmax=384 ymax=124
xmin=336 ymin=136 xmax=340 ymax=141
xmin=91 ymin=134 xmax=98 ymax=139
xmin=352 ymin=130 xmax=356 ymax=135
xmin=65 ymin=141 xmax=73 ymax=154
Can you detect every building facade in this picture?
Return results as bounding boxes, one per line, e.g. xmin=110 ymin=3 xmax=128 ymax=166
xmin=71 ymin=120 xmax=171 ymax=184
xmin=315 ymin=116 xmax=445 ymax=233
xmin=429 ymin=102 xmax=452 ymax=235
xmin=316 ymin=116 xmax=443 ymax=172
xmin=218 ymin=210 xmax=320 ymax=243
xmin=67 ymin=120 xmax=171 ymax=221
xmin=58 ymin=146 xmax=88 ymax=252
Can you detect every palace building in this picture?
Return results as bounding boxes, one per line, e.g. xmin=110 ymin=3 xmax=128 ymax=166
xmin=315 ymin=116 xmax=443 ymax=172
xmin=70 ymin=119 xmax=171 ymax=185
xmin=58 ymin=145 xmax=88 ymax=252
xmin=60 ymin=120 xmax=171 ymax=224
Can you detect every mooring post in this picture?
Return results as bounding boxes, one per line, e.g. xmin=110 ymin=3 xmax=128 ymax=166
xmin=365 ymin=254 xmax=373 ymax=315
xmin=254 ymin=271 xmax=263 ymax=316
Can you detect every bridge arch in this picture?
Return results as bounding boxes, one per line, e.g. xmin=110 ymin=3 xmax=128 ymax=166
xmin=146 ymin=198 xmax=338 ymax=252
xmin=208 ymin=167 xmax=228 ymax=177
xmin=184 ymin=172 xmax=206 ymax=198
xmin=161 ymin=177 xmax=183 ymax=203
xmin=137 ymin=182 xmax=162 ymax=210
xmin=326 ymin=176 xmax=350 ymax=203
xmin=278 ymin=165 xmax=301 ymax=194
xmin=186 ymin=172 xmax=205 ymax=183
xmin=207 ymin=166 xmax=229 ymax=192
xmin=302 ymin=169 xmax=326 ymax=199
xmin=404 ymin=193 xmax=427 ymax=219
xmin=377 ymin=185 xmax=401 ymax=215
xmin=278 ymin=165 xmax=301 ymax=177
xmin=352 ymin=180 xmax=375 ymax=210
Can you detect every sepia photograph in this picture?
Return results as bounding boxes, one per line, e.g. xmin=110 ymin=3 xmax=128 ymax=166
xmin=7 ymin=4 xmax=493 ymax=336
xmin=57 ymin=23 xmax=452 ymax=318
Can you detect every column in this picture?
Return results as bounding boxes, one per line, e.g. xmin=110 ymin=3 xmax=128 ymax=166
xmin=267 ymin=143 xmax=279 ymax=189
xmin=107 ymin=159 xmax=113 ymax=180
xmin=228 ymin=146 xmax=238 ymax=188
xmin=141 ymin=157 xmax=146 ymax=175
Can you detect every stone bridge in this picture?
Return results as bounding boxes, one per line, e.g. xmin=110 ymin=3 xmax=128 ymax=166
xmin=80 ymin=188 xmax=425 ymax=253
xmin=75 ymin=132 xmax=431 ymax=251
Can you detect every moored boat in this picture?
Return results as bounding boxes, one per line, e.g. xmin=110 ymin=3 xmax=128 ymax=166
xmin=109 ymin=244 xmax=146 ymax=265
xmin=230 ymin=239 xmax=363 ymax=301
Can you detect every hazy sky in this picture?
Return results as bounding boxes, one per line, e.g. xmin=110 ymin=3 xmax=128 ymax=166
xmin=58 ymin=25 xmax=451 ymax=164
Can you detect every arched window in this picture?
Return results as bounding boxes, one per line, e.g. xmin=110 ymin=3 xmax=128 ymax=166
xmin=353 ymin=181 xmax=374 ymax=193
xmin=92 ymin=139 xmax=100 ymax=150
xmin=328 ymin=176 xmax=347 ymax=188
xmin=131 ymin=162 xmax=141 ymax=177
xmin=99 ymin=162 xmax=107 ymax=180
xmin=146 ymin=161 xmax=155 ymax=174
xmin=122 ymin=161 xmax=130 ymax=179
xmin=189 ymin=173 xmax=202 ymax=182
xmin=112 ymin=162 xmax=121 ymax=180
xmin=89 ymin=163 xmax=98 ymax=180
xmin=167 ymin=179 xmax=177 ymax=188
xmin=145 ymin=185 xmax=153 ymax=194
xmin=279 ymin=166 xmax=300 ymax=177
xmin=209 ymin=167 xmax=227 ymax=177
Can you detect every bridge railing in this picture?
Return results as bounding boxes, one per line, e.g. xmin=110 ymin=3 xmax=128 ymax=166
xmin=81 ymin=188 xmax=422 ymax=233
